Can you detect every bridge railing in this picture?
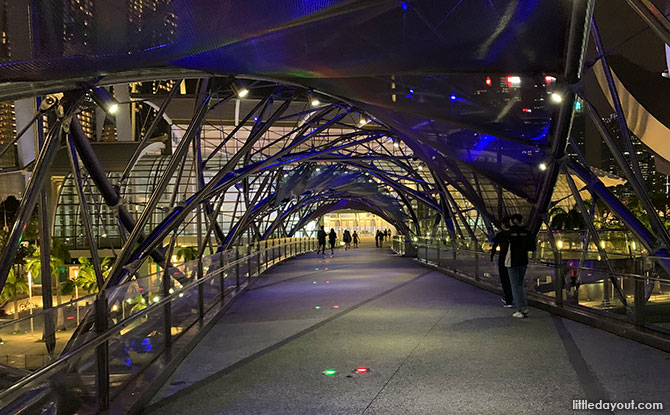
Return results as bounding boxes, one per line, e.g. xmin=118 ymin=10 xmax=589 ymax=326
xmin=393 ymin=237 xmax=670 ymax=341
xmin=0 ymin=237 xmax=316 ymax=414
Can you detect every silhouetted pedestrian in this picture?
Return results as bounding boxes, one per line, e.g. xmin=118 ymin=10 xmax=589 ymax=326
xmin=352 ymin=231 xmax=359 ymax=248
xmin=328 ymin=228 xmax=337 ymax=254
xmin=343 ymin=229 xmax=352 ymax=250
xmin=505 ymin=214 xmax=536 ymax=318
xmin=491 ymin=217 xmax=514 ymax=308
xmin=317 ymin=226 xmax=327 ymax=255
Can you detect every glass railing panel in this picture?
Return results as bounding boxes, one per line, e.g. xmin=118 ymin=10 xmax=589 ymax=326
xmin=106 ymin=303 xmax=166 ymax=399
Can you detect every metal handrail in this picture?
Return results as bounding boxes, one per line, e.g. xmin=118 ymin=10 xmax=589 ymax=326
xmin=413 ymin=242 xmax=670 ymax=284
xmin=0 ymin=237 xmax=314 ymax=407
xmin=0 ymin=292 xmax=97 ymax=330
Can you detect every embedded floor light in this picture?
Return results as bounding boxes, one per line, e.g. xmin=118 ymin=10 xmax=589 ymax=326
xmin=539 ymin=162 xmax=547 ymax=171
xmin=323 ymin=369 xmax=337 ymax=376
xmin=91 ymin=87 xmax=120 ymax=115
xmin=550 ymin=93 xmax=563 ymax=103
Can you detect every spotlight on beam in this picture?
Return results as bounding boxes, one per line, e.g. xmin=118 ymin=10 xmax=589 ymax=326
xmin=232 ymin=81 xmax=249 ymax=98
xmin=90 ymin=87 xmax=120 ymax=115
xmin=550 ymin=93 xmax=563 ymax=103
xmin=308 ymin=92 xmax=321 ymax=107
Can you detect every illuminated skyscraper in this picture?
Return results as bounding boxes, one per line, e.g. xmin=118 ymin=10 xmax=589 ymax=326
xmin=0 ymin=0 xmax=15 ymax=168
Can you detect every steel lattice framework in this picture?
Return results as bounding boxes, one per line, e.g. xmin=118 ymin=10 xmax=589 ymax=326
xmin=0 ymin=2 xmax=669 ymax=404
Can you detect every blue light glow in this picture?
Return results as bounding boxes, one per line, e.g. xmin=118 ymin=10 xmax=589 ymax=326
xmin=450 ymin=95 xmax=457 ymax=101
xmin=400 ymin=1 xmax=408 ymax=11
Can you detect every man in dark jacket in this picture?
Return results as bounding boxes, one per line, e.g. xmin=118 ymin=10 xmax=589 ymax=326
xmin=491 ymin=217 xmax=514 ymax=308
xmin=317 ymin=226 xmax=327 ymax=255
xmin=505 ymin=214 xmax=536 ymax=318
xmin=328 ymin=228 xmax=337 ymax=254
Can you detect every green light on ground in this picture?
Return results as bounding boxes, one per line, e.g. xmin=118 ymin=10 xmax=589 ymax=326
xmin=323 ymin=369 xmax=337 ymax=376
xmin=314 ymin=305 xmax=321 ymax=309
xmin=313 ymin=281 xmax=317 ymax=284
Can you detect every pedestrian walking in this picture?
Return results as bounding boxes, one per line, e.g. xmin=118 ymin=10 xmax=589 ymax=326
xmin=328 ymin=228 xmax=337 ymax=254
xmin=491 ymin=217 xmax=514 ymax=308
xmin=343 ymin=229 xmax=352 ymax=250
xmin=352 ymin=231 xmax=359 ymax=248
xmin=505 ymin=214 xmax=536 ymax=318
xmin=317 ymin=226 xmax=327 ymax=255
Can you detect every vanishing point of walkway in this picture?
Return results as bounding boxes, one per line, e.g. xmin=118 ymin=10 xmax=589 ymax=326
xmin=143 ymin=245 xmax=670 ymax=414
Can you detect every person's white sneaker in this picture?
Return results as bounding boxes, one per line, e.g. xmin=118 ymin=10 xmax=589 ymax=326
xmin=512 ymin=311 xmax=526 ymax=318
xmin=501 ymin=298 xmax=514 ymax=308
xmin=521 ymin=307 xmax=529 ymax=316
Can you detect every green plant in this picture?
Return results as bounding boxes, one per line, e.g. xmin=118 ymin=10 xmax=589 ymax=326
xmin=549 ymin=206 xmax=585 ymax=230
xmin=176 ymin=246 xmax=198 ymax=263
xmin=0 ymin=267 xmax=28 ymax=323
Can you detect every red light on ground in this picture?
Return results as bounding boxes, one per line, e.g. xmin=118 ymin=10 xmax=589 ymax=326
xmin=355 ymin=367 xmax=369 ymax=374
xmin=545 ymin=75 xmax=556 ymax=83
xmin=67 ymin=316 xmax=75 ymax=320
xmin=324 ymin=267 xmax=328 ymax=270
xmin=522 ymin=108 xmax=532 ymax=113
xmin=332 ymin=305 xmax=340 ymax=309
xmin=325 ymin=280 xmax=330 ymax=284
xmin=485 ymin=77 xmax=492 ymax=86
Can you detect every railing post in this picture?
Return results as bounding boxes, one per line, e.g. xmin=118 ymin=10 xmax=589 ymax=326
xmin=425 ymin=240 xmax=429 ymax=264
xmin=474 ymin=249 xmax=480 ymax=281
xmin=197 ymin=257 xmax=205 ymax=319
xmin=257 ymin=242 xmax=262 ymax=276
xmin=436 ymin=241 xmax=441 ymax=267
xmin=247 ymin=244 xmax=252 ymax=278
xmin=95 ymin=296 xmax=110 ymax=411
xmin=634 ymin=256 xmax=646 ymax=327
xmin=555 ymin=251 xmax=564 ymax=307
xmin=235 ymin=246 xmax=240 ymax=289
xmin=224 ymin=251 xmax=226 ymax=305
xmin=272 ymin=238 xmax=276 ymax=263
xmin=162 ymin=264 xmax=172 ymax=349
